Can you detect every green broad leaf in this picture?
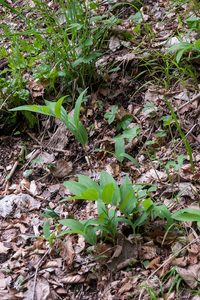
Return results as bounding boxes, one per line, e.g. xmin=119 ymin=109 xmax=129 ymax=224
xmin=64 ymin=117 xmax=88 ymax=146
xmin=119 ymin=175 xmax=136 ymax=214
xmin=58 ymin=219 xmax=84 ymax=232
xmin=133 ymin=206 xmax=152 ymax=227
xmin=23 ymin=169 xmax=33 ymax=177
xmin=43 ymin=220 xmax=50 ymax=240
xmin=81 ymin=188 xmax=99 ymax=200
xmin=9 ymin=104 xmax=39 ymax=112
xmin=69 ymin=23 xmax=83 ymax=30
xmin=133 ymin=25 xmax=140 ymax=33
xmin=172 ymin=208 xmax=200 ymax=222
xmin=100 ymin=170 xmax=120 ymax=206
xmin=22 ymin=111 xmax=37 ymax=128
xmin=176 ymin=48 xmax=186 ymax=64
xmin=49 ymin=233 xmax=55 ymax=245
xmin=115 ymin=139 xmax=125 ymax=162
xmin=102 ymin=183 xmax=115 ymax=204
xmin=104 ymin=105 xmax=118 ymax=125
xmin=148 ymin=186 xmax=156 ymax=193
xmin=42 ymin=106 xmax=49 ymax=114
xmin=142 ymin=103 xmax=156 ymax=112
xmin=63 ymin=181 xmax=87 ymax=196
xmin=159 ymin=115 xmax=172 ymax=126
xmin=145 ymin=141 xmax=155 ymax=146
xmin=90 ymin=3 xmax=97 ymax=9
xmin=9 ymin=104 xmax=55 ymax=117
xmin=138 ymin=189 xmax=147 ymax=199
xmin=55 ymin=96 xmax=66 ymax=119
xmin=59 ymin=195 xmax=89 ymax=202
xmin=142 ymin=198 xmax=152 ymax=209
xmin=119 ymin=190 xmax=135 ymax=212
xmin=117 ymin=115 xmax=133 ymax=131
xmin=166 ymin=154 xmax=186 ymax=170
xmin=77 ymin=121 xmax=88 ymax=145
xmin=142 ymin=260 xmax=150 ymax=267
xmin=117 ymin=217 xmax=133 ymax=227
xmin=57 ymin=230 xmax=83 ymax=238
xmin=74 ymin=89 xmax=87 ymax=128
xmin=81 ymin=218 xmax=107 ymax=228
xmin=97 ymin=201 xmax=106 ymax=222
xmin=119 ymin=153 xmax=139 ymax=168
xmin=177 ymin=154 xmax=187 ymax=169
xmin=155 ymin=131 xmax=166 ymax=138
xmin=44 ymin=100 xmax=57 ymax=115
xmin=165 ymin=160 xmax=176 ymax=169
xmin=78 ymin=175 xmax=101 ymax=194
xmin=108 ymin=209 xmax=118 ymax=235
xmin=165 ymin=42 xmax=193 ymax=55
xmin=153 ymin=204 xmax=173 ymax=227
xmin=120 ymin=175 xmax=132 ymax=201
xmin=195 ymin=39 xmax=200 ymax=49
xmin=83 ymin=225 xmax=97 ymax=245
xmin=41 ymin=207 xmax=60 ymax=218
xmin=83 ymin=38 xmax=93 ymax=46
xmin=30 ymin=158 xmax=43 ymax=167
xmin=111 ymin=125 xmax=140 ymax=142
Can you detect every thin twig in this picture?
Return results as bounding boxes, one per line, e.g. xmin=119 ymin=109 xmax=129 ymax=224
xmin=138 ymin=236 xmax=200 ymax=300
xmin=7 ymin=148 xmax=24 ymax=181
xmin=167 ymin=124 xmax=196 ymax=156
xmin=32 ymin=248 xmax=50 ymax=300
xmin=175 ymin=92 xmax=200 ymax=112
xmin=26 ymin=131 xmax=54 ymax=154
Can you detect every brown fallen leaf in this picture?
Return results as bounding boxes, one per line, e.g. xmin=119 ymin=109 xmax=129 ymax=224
xmin=146 ymin=257 xmax=160 ymax=269
xmin=177 ymin=262 xmax=200 ymax=289
xmin=23 ymin=277 xmax=52 ymax=300
xmin=48 ymin=160 xmax=72 ymax=178
xmin=0 ymin=242 xmax=10 ymax=254
xmin=106 ymin=238 xmax=138 ymax=271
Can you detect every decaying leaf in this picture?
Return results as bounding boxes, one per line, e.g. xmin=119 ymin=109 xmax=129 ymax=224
xmin=48 ymin=160 xmax=73 ymax=178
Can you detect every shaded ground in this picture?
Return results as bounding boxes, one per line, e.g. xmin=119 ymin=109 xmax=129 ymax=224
xmin=1 ymin=0 xmax=200 ymax=299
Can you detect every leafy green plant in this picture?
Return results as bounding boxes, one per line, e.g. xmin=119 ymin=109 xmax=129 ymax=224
xmin=0 ymin=0 xmax=116 ymax=99
xmin=9 ymin=89 xmax=92 ymax=168
xmin=23 ymin=158 xmax=43 ymax=177
xmin=56 ymin=170 xmax=173 ymax=245
xmin=172 ymin=208 xmax=200 ymax=227
xmin=165 ymin=154 xmax=186 ymax=171
xmin=104 ymin=105 xmax=133 ymax=131
xmin=104 ymin=105 xmax=118 ymax=125
xmin=28 ymin=219 xmax=57 ymax=245
xmin=185 ymin=16 xmax=200 ymax=32
xmin=94 ymin=125 xmax=140 ymax=165
xmin=165 ymin=39 xmax=200 ymax=64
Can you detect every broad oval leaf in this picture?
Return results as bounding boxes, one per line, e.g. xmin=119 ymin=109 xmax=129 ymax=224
xmin=100 ymin=170 xmax=120 ymax=206
xmin=102 ymin=183 xmax=114 ymax=204
xmin=58 ymin=219 xmax=84 ymax=232
xmin=43 ymin=219 xmax=50 ymax=240
xmin=81 ymin=188 xmax=99 ymax=200
xmin=119 ymin=153 xmax=139 ymax=168
xmin=74 ymin=88 xmax=88 ymax=128
xmin=63 ymin=181 xmax=87 ymax=196
xmin=55 ymin=96 xmax=66 ymax=119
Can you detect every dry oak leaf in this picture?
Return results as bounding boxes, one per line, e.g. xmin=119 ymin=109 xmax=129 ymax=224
xmin=146 ymin=257 xmax=160 ymax=269
xmin=0 ymin=242 xmax=10 ymax=253
xmin=49 ymin=160 xmax=72 ymax=178
xmin=177 ymin=263 xmax=200 ymax=289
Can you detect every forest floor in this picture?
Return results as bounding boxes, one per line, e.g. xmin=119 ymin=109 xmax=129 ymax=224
xmin=1 ymin=0 xmax=200 ymax=299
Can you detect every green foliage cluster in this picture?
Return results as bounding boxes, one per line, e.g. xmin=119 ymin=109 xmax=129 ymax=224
xmin=38 ymin=170 xmax=173 ymax=246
